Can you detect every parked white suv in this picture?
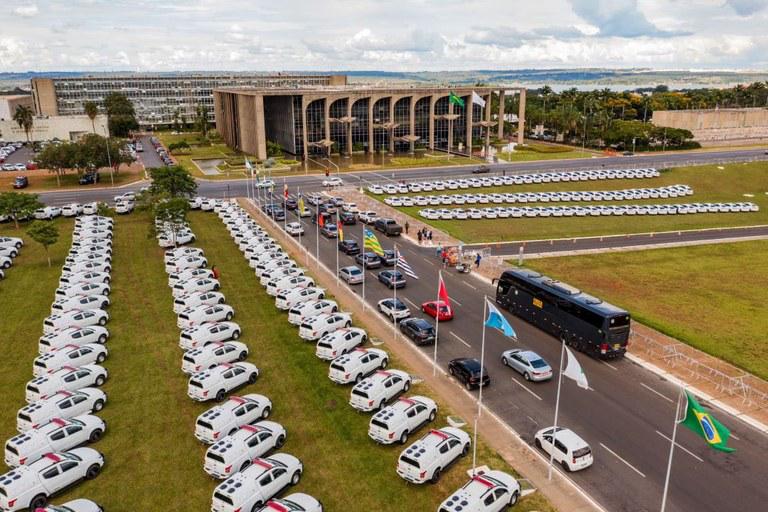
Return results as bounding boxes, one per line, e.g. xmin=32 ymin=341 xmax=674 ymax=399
xmin=173 ymin=291 xmax=225 ymax=314
xmin=54 ymin=282 xmax=110 ymax=299
xmin=328 ymin=348 xmax=389 ymax=385
xmin=266 ymin=275 xmax=315 ymax=297
xmin=396 ymin=427 xmax=471 ymax=484
xmin=438 ymin=471 xmax=521 ymax=511
xmin=43 ymin=309 xmax=109 ymax=334
xmin=179 ymin=321 xmax=241 ymax=350
xmin=168 ymin=267 xmax=213 ymax=286
xmin=172 ymin=277 xmax=220 ymax=298
xmin=187 ymin=362 xmax=260 ymax=402
xmin=315 ymin=328 xmax=367 ymax=361
xmin=368 ymin=396 xmax=437 ymax=445
xmin=204 ymin=421 xmax=287 ymax=479
xmin=51 ymin=295 xmax=110 ymax=313
xmin=177 ymin=304 xmax=235 ymax=329
xmin=349 ymin=370 xmax=411 ymax=412
xmin=298 ymin=312 xmax=351 ymax=341
xmin=39 ymin=326 xmax=109 ymax=354
xmin=32 ymin=344 xmax=108 ymax=377
xmin=182 ymin=341 xmax=249 ymax=374
xmin=25 ymin=365 xmax=108 ymax=403
xmin=164 ymin=247 xmax=204 ymax=264
xmin=287 ymin=299 xmax=337 ymax=325
xmin=4 ymin=415 xmax=106 ymax=468
xmin=534 ymin=426 xmax=593 ymax=472
xmin=210 ymin=453 xmax=303 ymax=511
xmin=195 ymin=394 xmax=273 ymax=444
xmin=16 ymin=389 xmax=107 ymax=433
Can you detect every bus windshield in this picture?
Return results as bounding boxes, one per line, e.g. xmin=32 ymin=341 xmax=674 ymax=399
xmin=609 ymin=315 xmax=630 ymax=328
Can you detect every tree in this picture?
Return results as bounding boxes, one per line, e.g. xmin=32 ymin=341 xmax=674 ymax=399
xmin=36 ymin=142 xmax=76 ymax=186
xmin=78 ymin=134 xmax=134 ymax=174
xmin=0 ymin=192 xmax=43 ymax=229
xmin=148 ymin=165 xmax=197 ymax=198
xmin=27 ymin=221 xmax=59 ymax=267
xmin=266 ymin=141 xmax=283 ymax=158
xmin=153 ymin=197 xmax=190 ymax=247
xmin=104 ymin=92 xmax=138 ymax=137
xmin=84 ymin=101 xmax=99 ymax=133
xmin=13 ymin=105 xmax=34 ymax=143
xmin=195 ymin=104 xmax=210 ymax=136
xmin=168 ymin=140 xmax=191 ymax=153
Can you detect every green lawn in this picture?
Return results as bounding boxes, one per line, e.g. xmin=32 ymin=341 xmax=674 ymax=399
xmin=0 ymin=170 xmax=143 ymax=192
xmin=526 ymin=241 xmax=768 ymax=380
xmin=378 ymin=161 xmax=768 ymax=243
xmin=0 ymin=213 xmax=553 ymax=511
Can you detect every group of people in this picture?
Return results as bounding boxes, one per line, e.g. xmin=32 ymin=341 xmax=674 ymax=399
xmin=413 ymin=224 xmax=433 ymax=245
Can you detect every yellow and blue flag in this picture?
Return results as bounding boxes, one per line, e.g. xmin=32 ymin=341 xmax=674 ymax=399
xmin=363 ymin=228 xmax=384 ymax=256
xmin=680 ymin=391 xmax=735 ymax=453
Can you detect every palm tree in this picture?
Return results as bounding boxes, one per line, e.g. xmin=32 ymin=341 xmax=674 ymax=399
xmin=84 ymin=101 xmax=99 ymax=133
xmin=13 ymin=105 xmax=34 ymax=143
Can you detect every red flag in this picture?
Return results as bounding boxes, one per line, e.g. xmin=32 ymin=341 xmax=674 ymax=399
xmin=438 ymin=274 xmax=450 ymax=306
xmin=283 ymin=183 xmax=288 ymax=199
xmin=318 ymin=213 xmax=325 ymax=228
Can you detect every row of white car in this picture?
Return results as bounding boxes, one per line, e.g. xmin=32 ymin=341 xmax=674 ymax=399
xmin=0 ymin=235 xmax=24 ymax=281
xmin=218 ymin=201 xmax=524 ymax=511
xmin=384 ymin=184 xmax=693 ymax=207
xmin=417 ymin=201 xmax=761 ymax=220
xmin=368 ymin=167 xmax=661 ymax=195
xmin=1 ymin=216 xmax=113 ymax=512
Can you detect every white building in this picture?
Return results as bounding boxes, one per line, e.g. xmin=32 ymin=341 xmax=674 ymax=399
xmin=0 ymin=114 xmax=108 ymax=142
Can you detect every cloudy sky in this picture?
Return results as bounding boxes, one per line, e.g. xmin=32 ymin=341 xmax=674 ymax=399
xmin=1 ymin=0 xmax=768 ymax=72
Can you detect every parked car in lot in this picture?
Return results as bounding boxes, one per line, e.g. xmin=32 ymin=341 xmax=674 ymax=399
xmin=377 ymin=269 xmax=406 ymax=289
xmin=168 ymin=267 xmax=213 ymax=286
xmin=355 ymin=251 xmax=382 ymax=269
xmin=182 ymin=341 xmax=249 ymax=374
xmin=534 ymin=426 xmax=593 ymax=472
xmin=32 ymin=344 xmax=108 ymax=377
xmin=43 ymin=309 xmax=109 ymax=334
xmin=274 ymin=286 xmax=325 ymax=311
xmin=328 ymin=348 xmax=389 ymax=385
xmin=0 ymin=236 xmax=23 ymax=250
xmin=16 ymin=389 xmax=107 ymax=433
xmin=501 ymin=349 xmax=553 ymax=382
xmin=396 ymin=427 xmax=470 ymax=484
xmin=349 ymin=369 xmax=412 ymax=412
xmin=61 ymin=203 xmax=83 ymax=217
xmin=377 ymin=298 xmax=410 ymax=322
xmin=315 ymin=327 xmax=367 ymax=361
xmin=172 ymin=277 xmax=220 ymax=298
xmin=173 ymin=291 xmax=225 ymax=314
xmin=255 ymin=494 xmax=322 ymax=512
xmin=179 ymin=321 xmax=241 ymax=350
xmin=78 ymin=172 xmax=100 ymax=185
xmin=339 ymin=265 xmax=363 ymax=284
xmin=4 ymin=415 xmax=106 ymax=468
xmin=298 ymin=312 xmax=351 ymax=341
xmin=287 ymin=299 xmax=338 ymax=325
xmin=266 ymin=275 xmax=315 ymax=297
xmin=51 ymin=294 xmax=110 ymax=313
xmin=195 ymin=394 xmax=273 ymax=444
xmin=58 ymin=271 xmax=111 ymax=286
xmin=368 ymin=395 xmax=437 ymax=445
xmin=165 ymin=246 xmax=204 ymax=264
xmin=399 ymin=318 xmax=437 ymax=346
xmin=187 ymin=362 xmax=260 ymax=402
xmin=204 ymin=421 xmax=287 ymax=479
xmin=438 ymin=470 xmax=521 ymax=511
xmin=177 ymin=304 xmax=235 ymax=329
xmin=210 ymin=453 xmax=303 ymax=511
xmin=448 ymin=358 xmax=490 ymax=390
xmin=421 ymin=300 xmax=454 ymax=321
xmin=24 ymin=364 xmax=108 ymax=403
xmin=0 ymin=448 xmax=105 ymax=511
xmin=33 ymin=207 xmax=63 ymax=220
xmin=12 ymin=176 xmax=28 ymax=189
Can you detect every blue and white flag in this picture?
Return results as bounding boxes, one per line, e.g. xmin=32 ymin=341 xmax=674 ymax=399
xmin=395 ymin=251 xmax=419 ymax=279
xmin=245 ymin=158 xmax=253 ymax=173
xmin=485 ymin=298 xmax=516 ymax=338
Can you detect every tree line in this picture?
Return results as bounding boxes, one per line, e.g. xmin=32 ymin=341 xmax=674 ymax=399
xmin=36 ymin=134 xmax=134 ymax=186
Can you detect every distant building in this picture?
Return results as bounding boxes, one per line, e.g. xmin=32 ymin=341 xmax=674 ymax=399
xmin=31 ymin=74 xmax=347 ymax=128
xmin=0 ymin=114 xmax=108 ymax=142
xmin=652 ymin=108 xmax=768 ymax=145
xmin=214 ymin=85 xmax=526 ymax=160
xmin=0 ymin=94 xmax=34 ymax=121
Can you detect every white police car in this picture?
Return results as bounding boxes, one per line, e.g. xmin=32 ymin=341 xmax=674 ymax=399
xmin=315 ymin=328 xmax=367 ymax=361
xmin=368 ymin=395 xmax=438 ymax=445
xmin=43 ymin=309 xmax=109 ymax=334
xmin=266 ymin=275 xmax=315 ymax=297
xmin=177 ymin=304 xmax=235 ymax=329
xmin=33 ymin=499 xmax=104 ymax=512
xmin=54 ymin=282 xmax=110 ymax=299
xmin=25 ymin=365 xmax=108 ymax=403
xmin=173 ymin=290 xmax=226 ymax=314
xmin=166 ymin=255 xmax=208 ymax=273
xmin=4 ymin=415 xmax=106 ymax=468
xmin=195 ymin=394 xmax=273 ymax=444
xmin=204 ymin=421 xmax=287 ymax=479
xmin=179 ymin=321 xmax=241 ymax=350
xmin=58 ymin=271 xmax=110 ymax=287
xmin=328 ymin=348 xmax=389 ymax=385
xmin=256 ymin=494 xmax=323 ymax=512
xmin=187 ymin=362 xmax=260 ymax=402
xmin=39 ymin=326 xmax=109 ymax=354
xmin=51 ymin=295 xmax=110 ymax=313
xmin=33 ymin=344 xmax=108 ymax=377
xmin=168 ymin=267 xmax=213 ymax=286
xmin=396 ymin=427 xmax=471 ymax=484
xmin=438 ymin=470 xmax=521 ymax=512
xmin=0 ymin=448 xmax=104 ymax=511
xmin=172 ymin=277 xmax=220 ymax=298
xmin=287 ymin=300 xmax=338 ymax=326
xmin=16 ymin=389 xmax=107 ymax=433
xmin=275 ymin=287 xmax=325 ymax=311
xmin=182 ymin=341 xmax=249 ymax=374
xmin=164 ymin=246 xmax=204 ymax=264
xmin=210 ymin=453 xmax=303 ymax=512
xmin=0 ymin=236 xmax=23 ymax=249
xmin=349 ymin=370 xmax=411 ymax=412
xmin=298 ymin=312 xmax=351 ymax=341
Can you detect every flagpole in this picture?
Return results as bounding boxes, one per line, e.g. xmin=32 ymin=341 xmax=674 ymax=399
xmin=361 ymin=223 xmax=366 ymax=308
xmin=432 ymin=270 xmax=441 ymax=376
xmin=282 ymin=178 xmax=288 ymax=231
xmin=548 ymin=336 xmax=567 ymax=480
xmin=392 ymin=244 xmax=398 ymax=337
xmin=335 ymin=212 xmax=340 ymax=286
xmin=315 ymin=210 xmax=319 ymax=269
xmin=472 ymin=297 xmax=488 ymax=475
xmin=660 ymin=387 xmax=684 ymax=512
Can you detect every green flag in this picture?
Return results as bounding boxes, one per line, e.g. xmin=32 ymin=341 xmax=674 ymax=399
xmin=449 ymin=92 xmax=465 ymax=108
xmin=680 ymin=391 xmax=735 ymax=453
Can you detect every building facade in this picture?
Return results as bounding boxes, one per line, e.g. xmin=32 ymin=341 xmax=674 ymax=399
xmin=31 ymin=74 xmax=347 ymax=127
xmin=214 ymin=86 xmax=526 ymax=160
xmin=0 ymin=114 xmax=108 ymax=142
xmin=0 ymin=95 xmax=34 ymax=122
xmin=652 ymin=108 xmax=768 ymax=144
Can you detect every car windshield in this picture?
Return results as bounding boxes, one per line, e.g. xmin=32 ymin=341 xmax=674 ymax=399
xmin=349 ymin=268 xmax=362 ymax=275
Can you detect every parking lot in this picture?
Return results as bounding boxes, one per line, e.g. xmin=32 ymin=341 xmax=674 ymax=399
xmin=0 ymin=143 xmax=35 ymax=171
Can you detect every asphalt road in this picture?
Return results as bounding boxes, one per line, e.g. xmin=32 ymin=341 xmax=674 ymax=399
xmin=255 ymin=199 xmax=768 ymax=512
xmin=135 ymin=135 xmax=166 ymax=168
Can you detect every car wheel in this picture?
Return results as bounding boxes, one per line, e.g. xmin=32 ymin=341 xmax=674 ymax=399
xmin=30 ymin=494 xmax=48 ymax=509
xmin=86 ymin=463 xmax=102 ymax=479
xmin=240 ymin=460 xmax=251 ymax=472
xmin=344 ymin=321 xmax=351 ymax=328
xmin=92 ymin=399 xmax=105 ymax=412
xmin=248 ymin=372 xmax=258 ymax=384
xmin=89 ymin=428 xmax=104 ymax=442
xmin=430 ymin=467 xmax=442 ymax=484
xmin=238 ymin=350 xmax=248 ymax=361
xmin=389 ymin=313 xmax=395 ymax=322
xmin=275 ymin=434 xmax=286 ymax=448
xmin=403 ymin=380 xmax=411 ymax=392
xmin=465 ymin=380 xmax=473 ymax=391
xmin=251 ymin=504 xmax=263 ymax=512
xmin=354 ymin=373 xmax=363 ymax=383
xmin=96 ymin=352 xmax=107 ymax=363
xmin=225 ymin=312 xmax=233 ymax=321
xmin=399 ymin=430 xmax=410 ymax=444
xmin=261 ymin=406 xmax=271 ymax=419
xmin=101 ymin=301 xmax=109 ymax=309
xmin=461 ymin=443 xmax=470 ymax=457
xmin=332 ymin=306 xmax=338 ymax=313
xmin=2 ymin=262 xmax=9 ymax=269
xmin=524 ymin=372 xmax=531 ymax=381
xmin=231 ymin=330 xmax=241 ymax=340
xmin=103 ymin=278 xmax=110 ymax=283
xmin=534 ymin=438 xmax=542 ymax=449
xmin=508 ymin=490 xmax=520 ymax=507
xmin=561 ymin=460 xmax=571 ymax=472
xmin=98 ymin=317 xmax=107 ymax=326
xmin=218 ymin=297 xmax=225 ymax=304
xmin=502 ymin=357 xmax=509 ymax=367
xmin=380 ymin=358 xmax=389 ymax=369
xmin=291 ymin=469 xmax=302 ymax=485
xmin=95 ymin=375 xmax=106 ymax=386
xmin=215 ymin=389 xmax=226 ymax=402
xmin=98 ymin=334 xmax=108 ymax=344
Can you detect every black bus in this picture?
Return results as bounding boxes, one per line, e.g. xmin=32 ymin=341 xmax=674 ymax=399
xmin=495 ymin=269 xmax=631 ymax=358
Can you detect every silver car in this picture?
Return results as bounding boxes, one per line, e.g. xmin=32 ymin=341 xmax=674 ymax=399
xmin=339 ymin=265 xmax=364 ymax=285
xmin=501 ymin=349 xmax=553 ymax=382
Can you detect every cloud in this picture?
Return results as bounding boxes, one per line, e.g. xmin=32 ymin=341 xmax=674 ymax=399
xmin=568 ymin=0 xmax=689 ymax=38
xmin=13 ymin=4 xmax=39 ymax=17
xmin=465 ymin=25 xmax=590 ymax=48
xmin=725 ymin=0 xmax=768 ymax=16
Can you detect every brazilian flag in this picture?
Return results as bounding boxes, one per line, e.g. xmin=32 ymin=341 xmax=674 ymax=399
xmin=680 ymin=391 xmax=735 ymax=453
xmin=449 ymin=92 xmax=465 ymax=108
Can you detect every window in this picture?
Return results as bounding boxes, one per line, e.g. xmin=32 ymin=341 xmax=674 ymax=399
xmin=50 ymin=430 xmax=66 ymax=441
xmin=66 ymin=425 xmax=82 ymax=436
xmin=484 ymin=492 xmax=496 ymax=506
xmin=60 ymin=461 xmax=77 ymax=472
xmin=42 ymin=467 xmax=59 ymax=479
xmin=259 ymin=474 xmax=273 ymax=486
xmin=439 ymin=443 xmax=450 ymax=454
xmin=234 ymin=406 xmax=247 ymax=417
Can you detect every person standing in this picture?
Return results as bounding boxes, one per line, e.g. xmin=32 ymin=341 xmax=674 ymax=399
xmin=417 ymin=230 xmax=423 ymax=244
xmin=475 ymin=253 xmax=482 ymax=269
xmin=428 ymin=230 xmax=433 ymax=242
xmin=404 ymin=220 xmax=410 ymax=235
xmin=212 ymin=265 xmax=221 ymax=279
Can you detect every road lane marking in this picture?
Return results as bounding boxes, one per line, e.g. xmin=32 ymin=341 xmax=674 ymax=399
xmin=730 ymin=433 xmax=741 ymax=441
xmin=450 ymin=297 xmax=463 ymax=307
xmin=600 ymin=360 xmax=618 ymax=371
xmin=507 ymin=377 xmax=544 ymax=401
xmin=640 ymin=383 xmax=674 ymax=403
xmin=463 ymin=281 xmax=478 ymax=290
xmin=527 ymin=415 xmax=537 ymax=424
xmin=599 ymin=443 xmax=646 ymax=478
xmin=403 ymin=297 xmax=419 ymax=310
xmin=449 ymin=331 xmax=471 ymax=348
xmin=423 ymin=258 xmax=436 ymax=266
xmin=654 ymin=431 xmax=704 ymax=462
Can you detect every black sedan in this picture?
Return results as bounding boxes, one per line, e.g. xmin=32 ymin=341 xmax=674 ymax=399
xmin=472 ymin=165 xmax=490 ymax=174
xmin=448 ymin=358 xmax=490 ymax=390
xmin=378 ymin=269 xmax=406 ymax=289
xmin=339 ymin=239 xmax=361 ymax=255
xmin=355 ymin=252 xmax=382 ymax=269
xmin=283 ymin=198 xmax=298 ymax=210
xmin=399 ymin=318 xmax=436 ymax=346
xmin=339 ymin=211 xmax=357 ymax=225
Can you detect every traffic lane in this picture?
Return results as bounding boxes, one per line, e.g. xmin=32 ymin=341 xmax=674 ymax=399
xmin=37 ymin=182 xmax=147 ymax=207
xmin=136 ymin=135 xmax=165 ymax=168
xmin=284 ymin=209 xmax=768 ymax=512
